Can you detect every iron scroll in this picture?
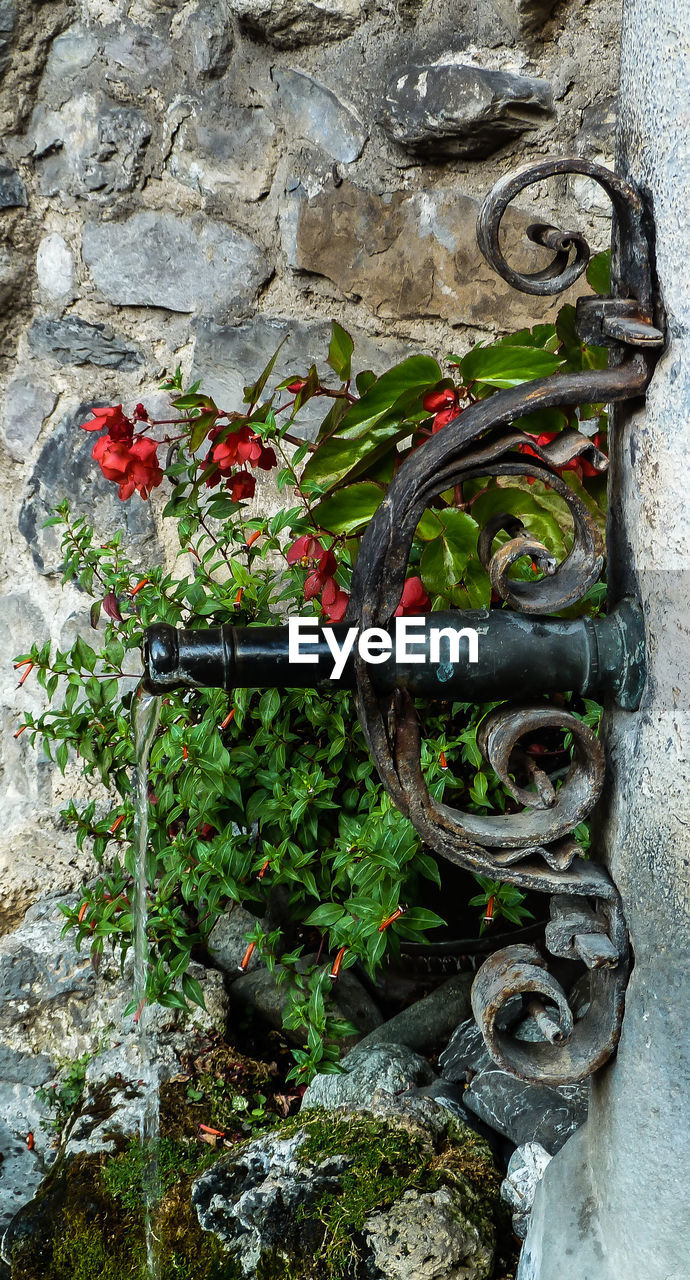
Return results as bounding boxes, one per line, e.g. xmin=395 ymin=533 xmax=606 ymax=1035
xmin=347 ymin=158 xmax=663 ymax=1086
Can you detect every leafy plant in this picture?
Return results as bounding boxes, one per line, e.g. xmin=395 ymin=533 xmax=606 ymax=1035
xmin=14 ymin=256 xmax=610 ymax=1080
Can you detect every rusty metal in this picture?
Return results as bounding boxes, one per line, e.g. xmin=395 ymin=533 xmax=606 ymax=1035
xmin=348 ymin=157 xmax=664 ymax=1085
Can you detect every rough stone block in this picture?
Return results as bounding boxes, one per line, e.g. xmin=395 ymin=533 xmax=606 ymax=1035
xmin=382 ymin=62 xmax=554 ymax=159
xmin=229 ymin=0 xmax=365 ymax=49
xmin=2 ymin=378 xmax=56 ymax=461
xmin=168 ymin=105 xmax=278 ymax=202
xmin=26 ymin=316 xmax=144 ymax=370
xmin=82 ymin=212 xmax=271 ymax=318
xmin=463 ymin=1068 xmax=589 ymax=1154
xmin=294 ymin=180 xmax=577 ymax=328
xmin=31 ymin=95 xmax=152 ymax=198
xmin=301 ymin=1042 xmax=435 ymax=1109
xmin=18 ymin=401 xmax=159 ymax=574
xmin=36 ymin=233 xmax=74 ymax=299
xmin=273 ymin=68 xmax=368 ymax=163
xmin=0 ymin=165 xmax=26 ymax=208
xmin=170 ymin=0 xmax=234 ymax=76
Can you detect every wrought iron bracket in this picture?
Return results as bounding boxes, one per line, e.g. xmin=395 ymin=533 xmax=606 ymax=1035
xmin=348 ymin=157 xmax=664 ymax=1086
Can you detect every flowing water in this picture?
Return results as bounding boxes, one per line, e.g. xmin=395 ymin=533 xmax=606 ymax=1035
xmin=133 ymin=690 xmax=162 ymax=1279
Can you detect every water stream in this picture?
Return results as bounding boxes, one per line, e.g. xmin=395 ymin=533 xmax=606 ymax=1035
xmin=133 ymin=690 xmax=162 ymax=1280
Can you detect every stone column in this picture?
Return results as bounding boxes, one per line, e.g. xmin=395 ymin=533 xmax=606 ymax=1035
xmin=518 ymin=3 xmax=690 ymax=1277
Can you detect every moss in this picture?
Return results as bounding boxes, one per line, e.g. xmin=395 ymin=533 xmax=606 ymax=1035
xmin=250 ymin=1108 xmax=514 ymax=1280
xmin=7 ymin=1145 xmax=239 ymax=1280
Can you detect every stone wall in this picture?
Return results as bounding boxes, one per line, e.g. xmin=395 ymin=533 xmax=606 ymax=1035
xmin=0 ymin=0 xmax=621 ymax=930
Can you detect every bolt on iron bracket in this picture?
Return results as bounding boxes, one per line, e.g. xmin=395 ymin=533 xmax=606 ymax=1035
xmin=347 ymin=157 xmax=664 ymax=1086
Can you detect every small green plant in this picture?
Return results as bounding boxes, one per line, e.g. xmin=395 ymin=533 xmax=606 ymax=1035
xmin=14 ymin=258 xmax=610 ymax=1079
xmin=36 ymin=1053 xmax=91 ymax=1132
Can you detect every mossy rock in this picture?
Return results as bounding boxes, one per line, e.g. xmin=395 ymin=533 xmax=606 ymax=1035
xmin=192 ymin=1107 xmax=518 ymax=1279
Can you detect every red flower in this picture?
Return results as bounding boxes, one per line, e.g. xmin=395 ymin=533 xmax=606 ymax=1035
xmin=80 ymin=405 xmax=134 ymax=444
xmin=286 ymin=378 xmax=307 ymax=393
xmin=322 ymin=578 xmax=349 ymax=622
xmin=423 ymin=388 xmax=460 ymax=434
xmin=211 ymin=425 xmax=276 ymax=473
xmin=226 ymin=470 xmax=256 ymax=501
xmin=92 ymin=434 xmax=162 ymax=500
xmin=304 ymin=550 xmax=338 ymax=601
xmin=394 ymin=576 xmax=431 ymax=616
xmin=286 ymin=535 xmax=324 ymax=566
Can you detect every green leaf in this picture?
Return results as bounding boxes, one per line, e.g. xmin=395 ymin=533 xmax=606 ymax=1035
xmin=181 ymin=972 xmax=206 ymax=1009
xmin=327 ymin=322 xmax=354 ymax=382
xmin=455 ymin=345 xmax=563 ymax=389
xmin=419 ymin=510 xmax=479 ymax=596
xmin=355 ymin=370 xmax=376 ymax=396
xmin=586 ymin=249 xmax=611 ymax=295
xmin=304 ymin=903 xmax=346 ymax=928
xmin=312 ymin=482 xmax=384 ymax=534
xmin=189 ymin=409 xmax=218 ymax=453
xmin=243 ymin=336 xmax=289 ymax=406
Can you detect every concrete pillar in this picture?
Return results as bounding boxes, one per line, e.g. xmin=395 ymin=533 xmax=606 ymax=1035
xmin=518 ymin=3 xmax=690 ymax=1277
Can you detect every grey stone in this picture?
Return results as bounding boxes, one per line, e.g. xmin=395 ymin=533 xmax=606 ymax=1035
xmin=500 ymin=1141 xmax=551 ymax=1241
xmin=2 ymin=378 xmax=56 ymax=461
xmin=439 ymin=1017 xmax=492 ymax=1082
xmin=168 ymin=105 xmax=278 ymax=202
xmin=102 ymin=27 xmax=173 ymax=83
xmin=363 ymin=1185 xmax=495 ymax=1280
xmin=42 ymin=23 xmax=98 ymax=81
xmin=273 ymin=68 xmax=367 ymax=163
xmin=31 ymin=96 xmax=152 ymax=199
xmin=0 ymin=166 xmax=25 ymax=208
xmin=192 ymin=1128 xmax=348 ymax=1269
xmin=301 ymin=1043 xmax=435 ymax=1110
xmin=26 ymin=317 xmax=144 ymax=370
xmin=0 ymin=0 xmax=15 ymax=79
xmin=577 ymin=94 xmax=617 ymax=158
xmin=0 ymin=1093 xmax=52 ymax=1236
xmin=353 ymin=972 xmax=473 ymax=1056
xmin=228 ymin=0 xmax=365 ymax=49
xmin=170 ymin=0 xmax=234 ymax=77
xmin=230 ymin=957 xmax=382 ymax=1046
xmin=82 ymin=212 xmax=270 ymax=318
xmin=382 ymin=62 xmax=554 ymax=159
xmin=18 ymin=401 xmax=159 ymax=574
xmin=207 ymin=903 xmax=262 ymax=977
xmin=192 ymin=315 xmax=418 ymax=441
xmin=36 ymin=233 xmax=73 ymax=298
xmin=463 ymin=1068 xmax=588 ymax=1155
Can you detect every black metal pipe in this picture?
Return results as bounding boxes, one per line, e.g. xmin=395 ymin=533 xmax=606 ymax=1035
xmin=142 ymin=599 xmax=644 ymax=708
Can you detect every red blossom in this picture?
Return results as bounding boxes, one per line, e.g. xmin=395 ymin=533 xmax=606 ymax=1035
xmin=423 ymin=388 xmax=460 ymax=434
xmin=92 ymin=434 xmax=163 ymax=500
xmin=211 ymin=425 xmax=277 ymax=474
xmin=225 ymin=470 xmax=256 ymax=501
xmin=394 ymin=576 xmax=431 ymax=617
xmin=80 ymin=405 xmax=134 ymax=444
xmin=286 ymin=378 xmax=307 ymax=393
xmin=286 ymin=535 xmax=324 ymax=565
xmin=321 ymin=578 xmax=349 ymax=622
